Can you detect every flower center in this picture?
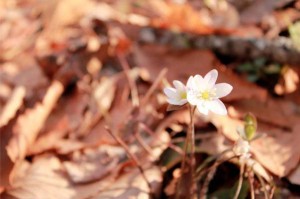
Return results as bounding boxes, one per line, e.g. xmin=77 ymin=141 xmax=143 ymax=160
xmin=180 ymin=92 xmax=187 ymax=99
xmin=201 ymin=91 xmax=210 ymax=100
xmin=198 ymin=90 xmax=215 ymax=101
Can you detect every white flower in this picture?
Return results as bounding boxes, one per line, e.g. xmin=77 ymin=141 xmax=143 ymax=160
xmin=164 ymin=80 xmax=188 ymax=106
xmin=186 ymin=69 xmax=232 ymax=115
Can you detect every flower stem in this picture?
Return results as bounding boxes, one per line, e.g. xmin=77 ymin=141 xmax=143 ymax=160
xmin=176 ymin=105 xmax=196 ymax=199
xmin=189 ymin=105 xmax=196 ymax=172
xmin=233 ymin=162 xmax=245 ymax=199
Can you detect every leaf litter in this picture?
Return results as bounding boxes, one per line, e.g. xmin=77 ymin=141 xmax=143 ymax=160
xmin=1 ymin=0 xmax=300 ymax=198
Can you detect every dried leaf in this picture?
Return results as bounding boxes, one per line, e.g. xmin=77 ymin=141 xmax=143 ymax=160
xmin=89 ymin=166 xmax=162 ymax=199
xmin=209 ymin=113 xmax=300 ymax=177
xmin=6 ymin=155 xmax=75 ymax=199
xmin=63 ymin=145 xmax=121 ymax=183
xmin=275 ymin=66 xmax=299 ymax=95
xmin=151 ymin=2 xmax=214 ymax=34
xmin=6 ymin=81 xmax=64 ymax=162
xmin=0 ymin=86 xmax=25 ymax=127
xmin=0 ymin=121 xmax=15 ymax=188
xmin=288 ymin=165 xmax=300 ymax=185
xmin=251 ymin=124 xmax=300 ymax=177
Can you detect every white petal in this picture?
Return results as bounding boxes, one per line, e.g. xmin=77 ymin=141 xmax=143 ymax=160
xmin=178 ymin=99 xmax=188 ymax=105
xmin=204 ymin=69 xmax=218 ymax=89
xmin=207 ymin=99 xmax=227 ymax=115
xmin=186 ymin=76 xmax=195 ymax=90
xmin=167 ymin=98 xmax=187 ymax=106
xmin=214 ymin=83 xmax=233 ymax=99
xmin=173 ymin=80 xmax=186 ymax=92
xmin=164 ymin=87 xmax=177 ymax=99
xmin=194 ymin=75 xmax=205 ymax=90
xmin=196 ymin=101 xmax=209 ymax=115
xmin=187 ymin=91 xmax=198 ymax=105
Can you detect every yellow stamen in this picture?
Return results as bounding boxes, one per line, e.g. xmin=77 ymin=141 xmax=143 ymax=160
xmin=201 ymin=91 xmax=210 ymax=100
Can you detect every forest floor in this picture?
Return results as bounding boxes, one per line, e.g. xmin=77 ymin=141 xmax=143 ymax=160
xmin=1 ymin=0 xmax=300 ymax=198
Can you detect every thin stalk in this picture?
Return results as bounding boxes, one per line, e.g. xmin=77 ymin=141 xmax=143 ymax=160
xmin=190 ymin=105 xmax=197 ymax=171
xmin=105 ymin=126 xmax=155 ymax=199
xmin=176 ymin=105 xmax=196 ymax=199
xmin=247 ymin=170 xmax=255 ymax=199
xmin=233 ymin=162 xmax=245 ymax=199
xmin=256 ymin=171 xmax=269 ymax=199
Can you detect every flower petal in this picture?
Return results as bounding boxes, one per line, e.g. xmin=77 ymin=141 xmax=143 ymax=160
xmin=196 ymin=101 xmax=209 ymax=115
xmin=207 ymin=99 xmax=227 ymax=115
xmin=204 ymin=69 xmax=218 ymax=89
xmin=187 ymin=92 xmax=198 ymax=105
xmin=167 ymin=98 xmax=186 ymax=105
xmin=173 ymin=80 xmax=185 ymax=91
xmin=186 ymin=76 xmax=195 ymax=90
xmin=214 ymin=83 xmax=233 ymax=99
xmin=193 ymin=75 xmax=205 ymax=90
xmin=164 ymin=87 xmax=177 ymax=99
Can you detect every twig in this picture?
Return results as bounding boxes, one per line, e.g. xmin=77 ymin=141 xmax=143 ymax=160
xmin=233 ymin=162 xmax=245 ymax=199
xmin=199 ymin=162 xmax=217 ymax=199
xmin=105 ymin=126 xmax=155 ymax=199
xmin=140 ymin=68 xmax=167 ymax=107
xmin=134 ymin=132 xmax=153 ymax=155
xmin=117 ymin=53 xmax=140 ymax=107
xmin=139 ymin=121 xmax=183 ymax=155
xmin=198 ymin=155 xmax=235 ymax=198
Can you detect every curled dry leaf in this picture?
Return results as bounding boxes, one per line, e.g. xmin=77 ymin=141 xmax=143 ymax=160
xmin=89 ymin=166 xmax=162 ymax=199
xmin=6 ymin=155 xmax=75 ymax=199
xmin=28 ymin=89 xmax=89 ymax=155
xmin=0 ymin=86 xmax=25 ymax=127
xmin=6 ymin=80 xmax=64 ymax=163
xmin=63 ymin=145 xmax=121 ymax=184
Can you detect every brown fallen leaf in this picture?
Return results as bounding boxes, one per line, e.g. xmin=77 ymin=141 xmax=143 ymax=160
xmin=0 ymin=86 xmax=25 ymax=127
xmin=0 ymin=120 xmax=15 ymax=188
xmin=251 ymin=124 xmax=300 ymax=177
xmin=28 ymin=89 xmax=89 ymax=155
xmin=288 ymin=165 xmax=300 ymax=185
xmin=82 ymin=69 xmax=139 ymax=146
xmin=6 ymin=80 xmax=64 ymax=163
xmin=239 ymin=0 xmax=292 ymax=24
xmin=63 ymin=145 xmax=121 ymax=183
xmin=275 ymin=66 xmax=299 ymax=95
xmin=150 ymin=1 xmax=214 ymax=34
xmin=230 ymin=98 xmax=300 ymax=129
xmin=89 ymin=166 xmax=162 ymax=199
xmin=133 ymin=44 xmax=267 ymax=102
xmin=209 ymin=113 xmax=300 ymax=177
xmin=5 ymin=155 xmax=75 ymax=199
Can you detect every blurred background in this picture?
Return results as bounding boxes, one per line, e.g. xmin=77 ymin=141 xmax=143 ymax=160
xmin=0 ymin=0 xmax=300 ymax=198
